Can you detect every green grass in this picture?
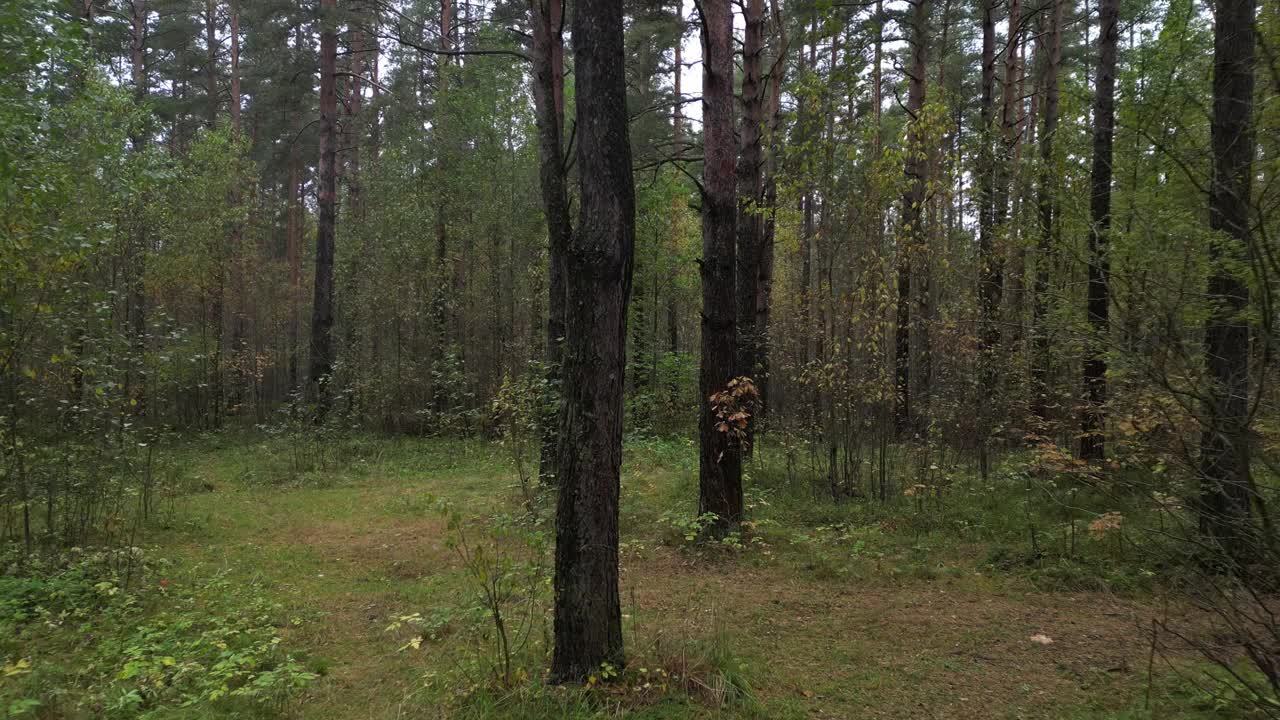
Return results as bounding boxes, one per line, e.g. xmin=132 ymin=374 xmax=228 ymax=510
xmin=2 ymin=432 xmax=1262 ymax=719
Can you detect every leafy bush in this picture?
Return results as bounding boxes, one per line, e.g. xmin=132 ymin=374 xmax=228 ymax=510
xmin=0 ymin=549 xmax=313 ymax=718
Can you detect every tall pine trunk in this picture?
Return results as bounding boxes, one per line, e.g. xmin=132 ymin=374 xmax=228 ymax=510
xmin=1199 ymin=0 xmax=1257 ymax=559
xmin=1032 ymin=0 xmax=1063 ymax=423
xmin=128 ymin=0 xmax=149 ymax=419
xmin=895 ymin=0 xmax=928 ymax=437
xmin=550 ymin=0 xmax=635 ymax=680
xmin=736 ymin=0 xmax=766 ymax=455
xmin=975 ymin=0 xmax=997 ymax=432
xmin=1080 ymin=0 xmax=1118 ymax=460
xmin=309 ymin=0 xmax=338 ymax=413
xmin=530 ymin=0 xmax=570 ymax=484
xmin=697 ymin=0 xmax=742 ymax=532
xmin=667 ymin=13 xmax=682 ymax=356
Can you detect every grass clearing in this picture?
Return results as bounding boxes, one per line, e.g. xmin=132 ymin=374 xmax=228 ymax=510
xmin=3 ymin=433 xmax=1251 ymax=719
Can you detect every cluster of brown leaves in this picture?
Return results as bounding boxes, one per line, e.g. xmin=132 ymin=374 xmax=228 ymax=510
xmin=710 ymin=377 xmax=759 ymax=448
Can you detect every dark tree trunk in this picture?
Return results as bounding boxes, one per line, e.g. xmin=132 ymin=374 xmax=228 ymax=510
xmin=697 ymin=0 xmax=742 ymax=532
xmin=1199 ymin=0 xmax=1257 ymax=558
xmin=347 ymin=25 xmax=364 ymax=218
xmin=128 ymin=0 xmax=149 ymax=418
xmin=229 ymin=0 xmax=247 ymax=413
xmin=976 ymin=0 xmax=1002 ymax=471
xmin=229 ymin=0 xmax=240 ymax=132
xmin=287 ymin=103 xmax=302 ymax=393
xmin=797 ymin=28 xmax=815 ymax=371
xmin=755 ymin=0 xmax=785 ymax=427
xmin=736 ymin=0 xmax=766 ymax=454
xmin=309 ymin=0 xmax=338 ymax=413
xmin=895 ymin=0 xmax=928 ymax=438
xmin=1032 ymin=0 xmax=1062 ymax=423
xmin=1080 ymin=0 xmax=1117 ymax=460
xmin=205 ymin=0 xmax=218 ymax=127
xmin=667 ymin=11 xmax=682 ymax=356
xmin=531 ymin=0 xmax=569 ymax=484
xmin=431 ymin=0 xmax=455 ymax=416
xmin=550 ymin=0 xmax=635 ymax=681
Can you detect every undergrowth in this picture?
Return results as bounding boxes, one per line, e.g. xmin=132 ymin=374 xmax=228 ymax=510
xmin=0 ymin=546 xmax=314 ymax=718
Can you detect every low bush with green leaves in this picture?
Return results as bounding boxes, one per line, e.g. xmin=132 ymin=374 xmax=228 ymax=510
xmin=0 ymin=548 xmax=314 ymax=718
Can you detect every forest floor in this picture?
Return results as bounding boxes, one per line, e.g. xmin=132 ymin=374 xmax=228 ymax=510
xmin=10 ymin=434 xmax=1241 ymax=719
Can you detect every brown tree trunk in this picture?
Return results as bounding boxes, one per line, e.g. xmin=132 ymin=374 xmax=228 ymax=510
xmin=309 ymin=0 xmax=338 ymax=413
xmin=287 ymin=105 xmax=302 ymax=393
xmin=755 ymin=0 xmax=787 ymax=426
xmin=229 ymin=0 xmax=240 ymax=133
xmin=347 ymin=25 xmax=364 ymax=219
xmin=531 ymin=0 xmax=570 ymax=483
xmin=205 ymin=0 xmax=218 ymax=127
xmin=1032 ymin=0 xmax=1062 ymax=423
xmin=1080 ymin=0 xmax=1117 ymax=460
xmin=736 ymin=0 xmax=765 ymax=449
xmin=431 ymin=0 xmax=455 ymax=415
xmin=667 ymin=11 xmax=682 ymax=356
xmin=976 ymin=0 xmax=1003 ymax=471
xmin=798 ymin=19 xmax=817 ymax=372
xmin=550 ymin=0 xmax=634 ymax=680
xmin=229 ymin=0 xmax=247 ymax=414
xmin=894 ymin=0 xmax=928 ymax=438
xmin=1199 ymin=0 xmax=1257 ymax=558
xmin=128 ymin=0 xmax=149 ymax=419
xmin=697 ymin=0 xmax=742 ymax=531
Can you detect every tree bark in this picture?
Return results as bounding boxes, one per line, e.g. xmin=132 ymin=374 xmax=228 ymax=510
xmin=309 ymin=0 xmax=339 ymax=413
xmin=696 ymin=0 xmax=742 ymax=532
xmin=229 ymin=0 xmax=240 ymax=133
xmin=347 ymin=24 xmax=364 ymax=219
xmin=531 ymin=0 xmax=570 ymax=484
xmin=1080 ymin=0 xmax=1117 ymax=460
xmin=895 ymin=0 xmax=928 ymax=438
xmin=550 ymin=0 xmax=635 ymax=680
xmin=228 ymin=0 xmax=247 ymax=413
xmin=1031 ymin=0 xmax=1062 ymax=423
xmin=431 ymin=0 xmax=455 ymax=415
xmin=1199 ymin=0 xmax=1257 ymax=558
xmin=205 ymin=0 xmax=218 ymax=127
xmin=287 ymin=104 xmax=302 ymax=393
xmin=667 ymin=12 xmax=682 ymax=356
xmin=128 ymin=0 xmax=149 ymax=418
xmin=736 ymin=0 xmax=766 ymax=451
xmin=755 ymin=0 xmax=786 ymax=426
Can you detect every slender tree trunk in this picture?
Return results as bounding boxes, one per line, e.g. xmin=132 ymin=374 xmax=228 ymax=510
xmin=348 ymin=25 xmax=364 ymax=219
xmin=895 ymin=0 xmax=928 ymax=438
xmin=798 ymin=28 xmax=815 ymax=371
xmin=697 ymin=0 xmax=742 ymax=531
xmin=287 ymin=104 xmax=302 ymax=393
xmin=531 ymin=0 xmax=570 ymax=483
xmin=976 ymin=0 xmax=1005 ymax=472
xmin=1032 ymin=0 xmax=1063 ymax=423
xmin=756 ymin=0 xmax=787 ymax=426
xmin=228 ymin=0 xmax=247 ymax=414
xmin=1199 ymin=0 xmax=1257 ymax=558
xmin=736 ymin=0 xmax=765 ymax=455
xmin=1080 ymin=0 xmax=1117 ymax=460
xmin=550 ymin=0 xmax=634 ymax=680
xmin=432 ymin=0 xmax=455 ymax=415
xmin=668 ymin=10 xmax=682 ymax=356
xmin=128 ymin=0 xmax=149 ymax=418
xmin=205 ymin=0 xmax=218 ymax=127
xmin=309 ymin=0 xmax=339 ymax=413
xmin=229 ymin=0 xmax=240 ymax=132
